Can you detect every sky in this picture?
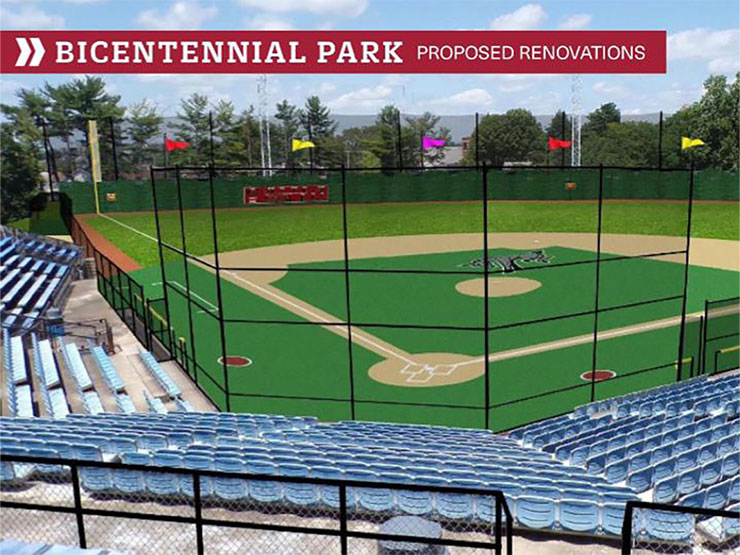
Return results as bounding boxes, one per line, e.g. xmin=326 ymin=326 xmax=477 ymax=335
xmin=0 ymin=0 xmax=738 ymax=118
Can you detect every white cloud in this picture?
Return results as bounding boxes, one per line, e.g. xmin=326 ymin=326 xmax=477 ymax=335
xmin=427 ymin=88 xmax=494 ymax=107
xmin=668 ymin=28 xmax=739 ymax=72
xmin=137 ymin=1 xmax=218 ymax=30
xmin=235 ymin=0 xmax=366 ymax=17
xmin=328 ymin=85 xmax=393 ymax=110
xmin=0 ymin=6 xmax=64 ymax=29
xmin=246 ymin=14 xmax=294 ymax=30
xmin=484 ymin=74 xmax=564 ymax=93
xmin=593 ymin=81 xmax=630 ymax=98
xmin=490 ymin=3 xmax=546 ymax=30
xmin=559 ymin=13 xmax=592 ymax=30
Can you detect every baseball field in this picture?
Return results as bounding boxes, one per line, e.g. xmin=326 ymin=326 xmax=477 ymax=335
xmin=79 ymin=192 xmax=740 ymax=431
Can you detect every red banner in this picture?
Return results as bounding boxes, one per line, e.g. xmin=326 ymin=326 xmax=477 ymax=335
xmin=244 ymin=185 xmax=329 ymax=205
xmin=1 ymin=30 xmax=666 ymax=74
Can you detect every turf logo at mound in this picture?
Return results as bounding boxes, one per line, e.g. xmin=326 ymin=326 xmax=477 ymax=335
xmin=460 ymin=249 xmax=552 ymax=273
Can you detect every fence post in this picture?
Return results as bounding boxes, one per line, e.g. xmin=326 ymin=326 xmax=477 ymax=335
xmin=676 ymin=163 xmax=695 ymax=382
xmin=482 ymin=162 xmax=491 ymax=429
xmin=339 ymin=484 xmax=348 ymax=554
xmin=494 ymin=493 xmax=502 ymax=555
xmin=193 ymin=472 xmax=205 ymax=555
xmin=340 ymin=165 xmax=356 ymax=420
xmin=621 ymin=502 xmax=634 ymax=555
xmin=70 ymin=465 xmax=87 ymax=548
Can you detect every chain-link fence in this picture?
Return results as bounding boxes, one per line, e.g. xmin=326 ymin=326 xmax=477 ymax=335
xmin=0 ymin=454 xmax=512 ymax=555
xmin=624 ymin=501 xmax=740 ymax=554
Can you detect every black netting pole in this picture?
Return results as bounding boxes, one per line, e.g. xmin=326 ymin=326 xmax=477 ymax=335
xmin=658 ymin=110 xmax=663 ymax=170
xmin=482 ymin=162 xmax=490 ymax=429
xmin=676 ymin=163 xmax=696 ymax=382
xmin=340 ymin=165 xmax=356 ymax=420
xmin=561 ymin=111 xmax=567 ymax=167
xmin=208 ymin=167 xmax=231 ymax=411
xmin=208 ymin=112 xmax=215 ymax=168
xmin=308 ymin=122 xmax=314 ymax=173
xmin=149 ymin=167 xmax=174 ymax=356
xmin=175 ymin=166 xmax=199 ymax=385
xmin=590 ymin=165 xmax=605 ymax=402
xmin=475 ymin=112 xmax=480 ymax=168
xmin=419 ymin=131 xmax=424 ymax=169
xmin=396 ymin=109 xmax=403 ymax=171
xmin=109 ymin=116 xmax=119 ymax=181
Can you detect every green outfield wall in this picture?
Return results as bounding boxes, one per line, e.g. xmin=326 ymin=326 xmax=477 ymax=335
xmin=59 ymin=167 xmax=738 ymax=215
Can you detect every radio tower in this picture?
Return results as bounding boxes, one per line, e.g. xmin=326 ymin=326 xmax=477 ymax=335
xmin=571 ymin=74 xmax=582 ymax=167
xmin=257 ymin=75 xmax=273 ymax=176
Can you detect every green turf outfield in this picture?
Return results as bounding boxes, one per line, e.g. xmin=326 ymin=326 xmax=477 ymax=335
xmin=84 ymin=201 xmax=740 ymax=268
xmin=127 ymin=244 xmax=739 ymax=431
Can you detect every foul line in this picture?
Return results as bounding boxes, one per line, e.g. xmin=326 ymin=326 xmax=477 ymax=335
xmin=99 ymin=213 xmax=415 ymax=365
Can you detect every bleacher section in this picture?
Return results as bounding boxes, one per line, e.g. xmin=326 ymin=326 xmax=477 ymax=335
xmin=1 ymin=410 xmax=643 ymax=537
xmin=510 ymin=373 xmax=740 ymax=529
xmin=1 ymin=226 xmax=82 ymax=335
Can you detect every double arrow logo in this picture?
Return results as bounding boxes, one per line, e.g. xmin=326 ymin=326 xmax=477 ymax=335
xmin=16 ymin=37 xmax=46 ymax=67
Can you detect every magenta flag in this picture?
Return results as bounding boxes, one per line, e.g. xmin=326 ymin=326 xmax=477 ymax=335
xmin=422 ymin=135 xmax=445 ymax=149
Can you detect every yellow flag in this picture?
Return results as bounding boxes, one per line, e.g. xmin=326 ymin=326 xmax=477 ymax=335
xmin=681 ymin=137 xmax=705 ymax=149
xmin=292 ymin=138 xmax=315 ymax=151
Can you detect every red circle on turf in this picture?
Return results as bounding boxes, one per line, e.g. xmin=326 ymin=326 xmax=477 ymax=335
xmin=580 ymin=370 xmax=616 ymax=382
xmin=218 ymin=356 xmax=252 ymax=367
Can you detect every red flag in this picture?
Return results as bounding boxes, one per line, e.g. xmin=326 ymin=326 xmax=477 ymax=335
xmin=548 ymin=137 xmax=572 ymax=150
xmin=165 ymin=137 xmax=190 ymax=152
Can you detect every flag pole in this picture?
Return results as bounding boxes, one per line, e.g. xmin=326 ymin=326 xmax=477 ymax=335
xmin=420 ymin=131 xmax=424 ymax=169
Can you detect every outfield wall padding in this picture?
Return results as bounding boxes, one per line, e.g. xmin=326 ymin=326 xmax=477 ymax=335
xmin=59 ymin=168 xmax=738 ymax=214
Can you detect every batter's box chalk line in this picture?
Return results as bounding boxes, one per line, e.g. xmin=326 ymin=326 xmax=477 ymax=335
xmin=400 ymin=362 xmax=461 ymax=383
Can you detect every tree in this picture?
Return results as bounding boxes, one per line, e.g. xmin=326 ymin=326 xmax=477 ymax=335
xmin=545 ymin=110 xmax=572 ymax=165
xmin=405 ymin=112 xmax=451 ymax=166
xmin=47 ymin=77 xmax=125 ymax=179
xmin=467 ymin=109 xmax=546 ymax=166
xmin=582 ymin=121 xmax=659 ymax=166
xmin=367 ymin=105 xmax=401 ymax=170
xmin=123 ymin=100 xmax=163 ymax=178
xmin=691 ymin=74 xmax=739 ymax=170
xmin=174 ymin=93 xmax=210 ymax=165
xmin=274 ymin=100 xmax=299 ymax=168
xmin=298 ymin=96 xmax=337 ymax=167
xmin=582 ymin=102 xmax=621 ymax=136
xmin=1 ymin=121 xmax=40 ymax=223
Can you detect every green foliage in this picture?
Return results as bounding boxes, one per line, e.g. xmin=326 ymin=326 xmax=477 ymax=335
xmin=298 ymin=96 xmax=337 ymax=167
xmin=0 ymin=122 xmax=40 ymax=223
xmin=123 ymin=100 xmax=163 ymax=178
xmin=583 ymin=102 xmax=621 ymax=137
xmin=582 ymin=121 xmax=660 ymax=166
xmin=468 ymin=109 xmax=546 ymax=165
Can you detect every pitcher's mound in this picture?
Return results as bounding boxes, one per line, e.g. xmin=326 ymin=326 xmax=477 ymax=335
xmin=369 ymin=353 xmax=484 ymax=387
xmin=455 ymin=277 xmax=542 ymax=298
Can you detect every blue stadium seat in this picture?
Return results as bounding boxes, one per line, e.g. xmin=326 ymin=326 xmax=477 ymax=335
xmin=644 ymin=509 xmax=692 ymax=542
xmin=677 ymin=467 xmax=701 ymax=497
xmin=246 ymin=460 xmax=281 ymax=503
xmin=700 ymin=460 xmax=723 ymax=487
xmin=516 ymin=496 xmax=556 ymax=529
xmin=559 ymin=499 xmax=599 ymax=534
xmin=279 ymin=463 xmax=319 ymax=506
xmin=311 ymin=466 xmax=343 ymax=509
xmin=679 ymin=489 xmax=705 ymax=508
xmin=653 ymin=476 xmax=678 ymax=504
xmin=705 ymin=480 xmax=731 ymax=511
xmin=627 ymin=467 xmax=653 ymax=493
xmin=214 ymin=457 xmax=248 ymax=501
xmin=148 ymin=451 xmax=182 ymax=496
xmin=115 ymin=453 xmax=150 ymax=494
xmin=182 ymin=454 xmax=214 ymax=499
